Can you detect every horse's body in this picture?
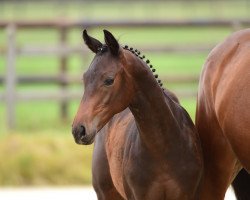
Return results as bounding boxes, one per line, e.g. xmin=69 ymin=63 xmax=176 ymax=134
xmin=93 ymin=96 xmax=200 ymax=200
xmin=72 ymin=30 xmax=203 ymax=200
xmin=196 ymin=29 xmax=250 ymax=199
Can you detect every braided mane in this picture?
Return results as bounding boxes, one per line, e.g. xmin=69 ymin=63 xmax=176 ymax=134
xmin=122 ymin=45 xmax=164 ymax=90
xmin=122 ymin=45 xmax=181 ymax=103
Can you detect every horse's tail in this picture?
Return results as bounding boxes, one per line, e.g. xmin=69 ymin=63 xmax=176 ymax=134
xmin=232 ymin=168 xmax=250 ymax=200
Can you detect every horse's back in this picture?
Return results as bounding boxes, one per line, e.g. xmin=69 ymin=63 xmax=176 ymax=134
xmin=197 ymin=29 xmax=250 ymax=171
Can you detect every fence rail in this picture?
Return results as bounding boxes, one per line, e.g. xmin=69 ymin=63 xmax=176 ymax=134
xmin=0 ymin=19 xmax=250 ymax=28
xmin=1 ymin=19 xmax=249 ymax=129
xmin=0 ymin=74 xmax=199 ymax=85
xmin=0 ymin=44 xmax=216 ymax=55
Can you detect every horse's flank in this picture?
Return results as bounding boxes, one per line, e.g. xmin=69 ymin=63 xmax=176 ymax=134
xmin=196 ymin=28 xmax=250 ymax=199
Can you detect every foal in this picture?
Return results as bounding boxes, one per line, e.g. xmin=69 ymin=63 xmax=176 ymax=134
xmin=72 ymin=30 xmax=203 ymax=200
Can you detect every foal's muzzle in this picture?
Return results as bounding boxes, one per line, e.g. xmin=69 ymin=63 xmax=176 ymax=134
xmin=72 ymin=124 xmax=94 ymax=145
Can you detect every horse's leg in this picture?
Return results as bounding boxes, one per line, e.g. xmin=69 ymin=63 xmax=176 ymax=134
xmin=223 ymin=107 xmax=250 ymax=200
xmin=196 ymin=108 xmax=238 ymax=200
xmin=92 ymin=132 xmax=125 ymax=200
xmin=222 ymin=107 xmax=250 ymax=172
xmin=199 ymin=143 xmax=238 ymax=200
xmin=232 ymin=168 xmax=250 ymax=200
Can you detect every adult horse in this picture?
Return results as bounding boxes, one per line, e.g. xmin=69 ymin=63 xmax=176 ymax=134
xmin=72 ymin=30 xmax=203 ymax=200
xmin=196 ymin=29 xmax=250 ymax=200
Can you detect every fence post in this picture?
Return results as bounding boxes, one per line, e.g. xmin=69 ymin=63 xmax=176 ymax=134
xmin=231 ymin=20 xmax=242 ymax=31
xmin=6 ymin=24 xmax=17 ymax=129
xmin=59 ymin=26 xmax=69 ymax=120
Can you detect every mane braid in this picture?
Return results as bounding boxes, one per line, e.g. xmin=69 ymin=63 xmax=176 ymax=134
xmin=122 ymin=45 xmax=164 ymax=90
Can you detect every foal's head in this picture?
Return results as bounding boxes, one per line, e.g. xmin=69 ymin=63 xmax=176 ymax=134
xmin=72 ymin=30 xmax=136 ymax=145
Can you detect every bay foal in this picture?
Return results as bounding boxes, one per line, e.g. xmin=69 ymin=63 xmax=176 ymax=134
xmin=72 ymin=30 xmax=203 ymax=200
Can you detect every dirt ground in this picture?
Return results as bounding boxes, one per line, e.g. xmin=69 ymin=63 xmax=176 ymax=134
xmin=0 ymin=186 xmax=235 ymax=200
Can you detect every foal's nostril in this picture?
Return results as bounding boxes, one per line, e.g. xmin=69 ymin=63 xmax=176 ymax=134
xmin=79 ymin=125 xmax=86 ymax=137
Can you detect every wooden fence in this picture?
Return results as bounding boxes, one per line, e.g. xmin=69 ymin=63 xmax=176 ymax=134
xmin=0 ymin=19 xmax=249 ymax=129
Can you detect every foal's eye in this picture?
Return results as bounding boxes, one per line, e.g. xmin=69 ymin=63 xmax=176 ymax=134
xmin=104 ymin=78 xmax=114 ymax=86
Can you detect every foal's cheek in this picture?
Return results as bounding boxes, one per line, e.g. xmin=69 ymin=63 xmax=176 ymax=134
xmin=101 ymin=92 xmax=111 ymax=105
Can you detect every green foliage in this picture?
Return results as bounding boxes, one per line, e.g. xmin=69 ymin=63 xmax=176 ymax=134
xmin=0 ymin=133 xmax=92 ymax=186
xmin=0 ymin=1 xmax=249 ymax=21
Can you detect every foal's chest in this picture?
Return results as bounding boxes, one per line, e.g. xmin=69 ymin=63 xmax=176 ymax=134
xmin=106 ymin=138 xmax=178 ymax=199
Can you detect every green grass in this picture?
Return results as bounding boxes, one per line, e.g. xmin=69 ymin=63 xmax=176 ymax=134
xmin=0 ymin=1 xmax=249 ymax=21
xmin=0 ymin=27 xmax=233 ymax=48
xmin=0 ymin=133 xmax=92 ymax=186
xmin=0 ymin=0 xmax=248 ymax=186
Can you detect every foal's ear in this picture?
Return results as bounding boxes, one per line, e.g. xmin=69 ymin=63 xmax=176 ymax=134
xmin=103 ymin=30 xmax=120 ymax=56
xmin=82 ymin=29 xmax=102 ymax=53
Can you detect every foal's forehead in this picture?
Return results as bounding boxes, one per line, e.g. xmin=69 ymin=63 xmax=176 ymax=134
xmin=85 ymin=52 xmax=119 ymax=77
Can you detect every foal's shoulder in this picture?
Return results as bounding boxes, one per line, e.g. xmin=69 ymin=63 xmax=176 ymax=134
xmin=163 ymin=89 xmax=180 ymax=104
xmin=163 ymin=89 xmax=196 ymax=129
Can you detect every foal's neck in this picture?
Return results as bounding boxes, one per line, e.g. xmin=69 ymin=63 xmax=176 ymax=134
xmin=125 ymin=52 xmax=181 ymax=152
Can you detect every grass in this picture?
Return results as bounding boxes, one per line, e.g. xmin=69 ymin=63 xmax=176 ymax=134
xmin=0 ymin=132 xmax=93 ymax=186
xmin=0 ymin=1 xmax=249 ymax=21
xmin=0 ymin=0 xmax=248 ymax=186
